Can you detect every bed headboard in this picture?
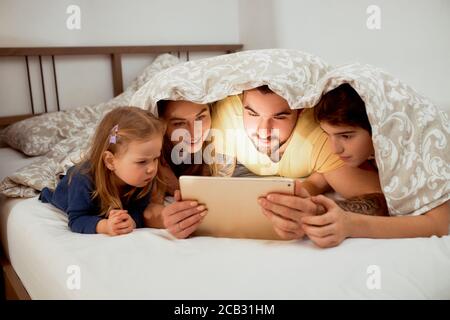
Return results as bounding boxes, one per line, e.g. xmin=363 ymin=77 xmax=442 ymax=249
xmin=0 ymin=44 xmax=243 ymax=127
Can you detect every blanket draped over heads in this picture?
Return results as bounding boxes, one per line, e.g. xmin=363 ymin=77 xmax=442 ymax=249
xmin=130 ymin=49 xmax=331 ymax=114
xmin=1 ymin=50 xmax=448 ymax=216
xmin=131 ymin=49 xmax=449 ymax=216
xmin=302 ymin=64 xmax=449 ymax=215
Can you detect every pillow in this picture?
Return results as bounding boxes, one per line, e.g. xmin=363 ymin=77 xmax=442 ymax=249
xmin=2 ymin=53 xmax=180 ymax=156
xmin=0 ymin=128 xmax=7 ymax=147
xmin=2 ymin=106 xmax=104 ymax=156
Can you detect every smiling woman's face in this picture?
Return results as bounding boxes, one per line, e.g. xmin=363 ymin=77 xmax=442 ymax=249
xmin=160 ymin=100 xmax=211 ymax=154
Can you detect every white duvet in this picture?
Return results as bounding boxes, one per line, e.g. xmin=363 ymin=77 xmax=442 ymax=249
xmin=3 ymin=197 xmax=450 ymax=299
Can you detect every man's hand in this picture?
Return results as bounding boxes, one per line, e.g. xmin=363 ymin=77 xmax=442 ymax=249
xmin=301 ymin=195 xmax=353 ymax=248
xmin=258 ymin=180 xmax=324 ymax=240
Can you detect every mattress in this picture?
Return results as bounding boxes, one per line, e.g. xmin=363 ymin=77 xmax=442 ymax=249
xmin=1 ymin=196 xmax=450 ymax=299
xmin=0 ymin=146 xmax=40 ymax=259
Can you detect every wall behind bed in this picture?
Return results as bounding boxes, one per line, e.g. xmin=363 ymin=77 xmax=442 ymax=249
xmin=0 ymin=0 xmax=240 ymax=117
xmin=239 ymin=0 xmax=450 ymax=112
xmin=2 ymin=0 xmax=449 ymax=116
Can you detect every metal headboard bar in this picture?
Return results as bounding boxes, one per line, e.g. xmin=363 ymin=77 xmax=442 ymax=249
xmin=38 ymin=55 xmax=48 ymax=113
xmin=24 ymin=56 xmax=35 ymax=115
xmin=0 ymin=44 xmax=243 ymax=127
xmin=51 ymin=55 xmax=61 ymax=111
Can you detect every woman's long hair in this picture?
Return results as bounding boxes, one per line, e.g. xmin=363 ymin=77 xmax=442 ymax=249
xmin=74 ymin=106 xmax=165 ymax=216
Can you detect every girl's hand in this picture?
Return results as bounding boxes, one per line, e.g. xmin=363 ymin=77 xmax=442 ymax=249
xmin=102 ymin=209 xmax=136 ymax=236
xmin=162 ymin=190 xmax=207 ymax=239
xmin=300 ymin=195 xmax=353 ymax=248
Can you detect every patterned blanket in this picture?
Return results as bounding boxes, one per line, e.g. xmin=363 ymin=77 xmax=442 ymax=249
xmin=2 ymin=49 xmax=448 ymax=216
xmin=131 ymin=49 xmax=450 ymax=216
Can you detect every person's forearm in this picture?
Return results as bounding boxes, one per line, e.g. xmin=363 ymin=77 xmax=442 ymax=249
xmin=324 ymin=166 xmax=382 ymax=199
xmin=95 ymin=219 xmax=108 ymax=234
xmin=302 ymin=173 xmax=330 ymax=196
xmin=348 ymin=205 xmax=449 ymax=238
xmin=335 ymin=193 xmax=388 ymax=216
xmin=302 ymin=180 xmax=327 ymax=196
xmin=144 ymin=203 xmax=165 ymax=228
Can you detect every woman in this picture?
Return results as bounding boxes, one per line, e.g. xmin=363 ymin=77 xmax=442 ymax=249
xmin=144 ymin=100 xmax=212 ymax=238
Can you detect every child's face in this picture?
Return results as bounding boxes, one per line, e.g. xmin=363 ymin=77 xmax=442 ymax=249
xmin=320 ymin=122 xmax=374 ymax=167
xmin=242 ymin=89 xmax=298 ymax=157
xmin=110 ymin=136 xmax=163 ymax=188
xmin=163 ymin=101 xmax=211 ymax=154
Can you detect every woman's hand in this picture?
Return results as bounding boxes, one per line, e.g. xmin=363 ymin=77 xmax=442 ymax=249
xmin=162 ymin=190 xmax=208 ymax=239
xmin=97 ymin=209 xmax=136 ymax=236
xmin=301 ymin=195 xmax=353 ymax=248
xmin=258 ymin=180 xmax=323 ymax=240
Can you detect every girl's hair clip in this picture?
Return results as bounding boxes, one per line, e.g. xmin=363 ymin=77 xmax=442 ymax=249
xmin=109 ymin=124 xmax=119 ymax=144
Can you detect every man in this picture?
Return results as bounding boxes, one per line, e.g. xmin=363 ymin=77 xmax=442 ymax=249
xmin=210 ymin=86 xmax=387 ymax=240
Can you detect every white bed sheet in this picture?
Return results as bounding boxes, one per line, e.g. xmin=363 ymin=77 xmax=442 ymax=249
xmin=0 ymin=146 xmax=39 ymax=259
xmin=1 ymin=196 xmax=450 ymax=300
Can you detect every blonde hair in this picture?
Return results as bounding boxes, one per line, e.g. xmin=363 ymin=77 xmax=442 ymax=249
xmin=74 ymin=106 xmax=165 ymax=216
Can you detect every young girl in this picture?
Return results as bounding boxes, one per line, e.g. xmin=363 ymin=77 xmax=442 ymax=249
xmin=303 ymin=83 xmax=449 ymax=248
xmin=40 ymin=107 xmax=165 ymax=236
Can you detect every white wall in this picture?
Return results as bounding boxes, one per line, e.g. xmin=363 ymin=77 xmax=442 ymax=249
xmin=0 ymin=0 xmax=239 ymax=116
xmin=240 ymin=0 xmax=450 ymax=111
xmin=1 ymin=0 xmax=449 ymax=117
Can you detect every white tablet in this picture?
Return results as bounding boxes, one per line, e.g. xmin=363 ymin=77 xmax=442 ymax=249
xmin=179 ymin=175 xmax=295 ymax=240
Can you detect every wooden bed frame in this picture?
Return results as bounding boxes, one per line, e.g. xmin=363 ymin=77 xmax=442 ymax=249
xmin=0 ymin=44 xmax=242 ymax=127
xmin=0 ymin=44 xmax=243 ymax=300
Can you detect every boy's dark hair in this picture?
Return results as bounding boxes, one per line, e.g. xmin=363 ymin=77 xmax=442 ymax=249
xmin=314 ymin=83 xmax=372 ymax=135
